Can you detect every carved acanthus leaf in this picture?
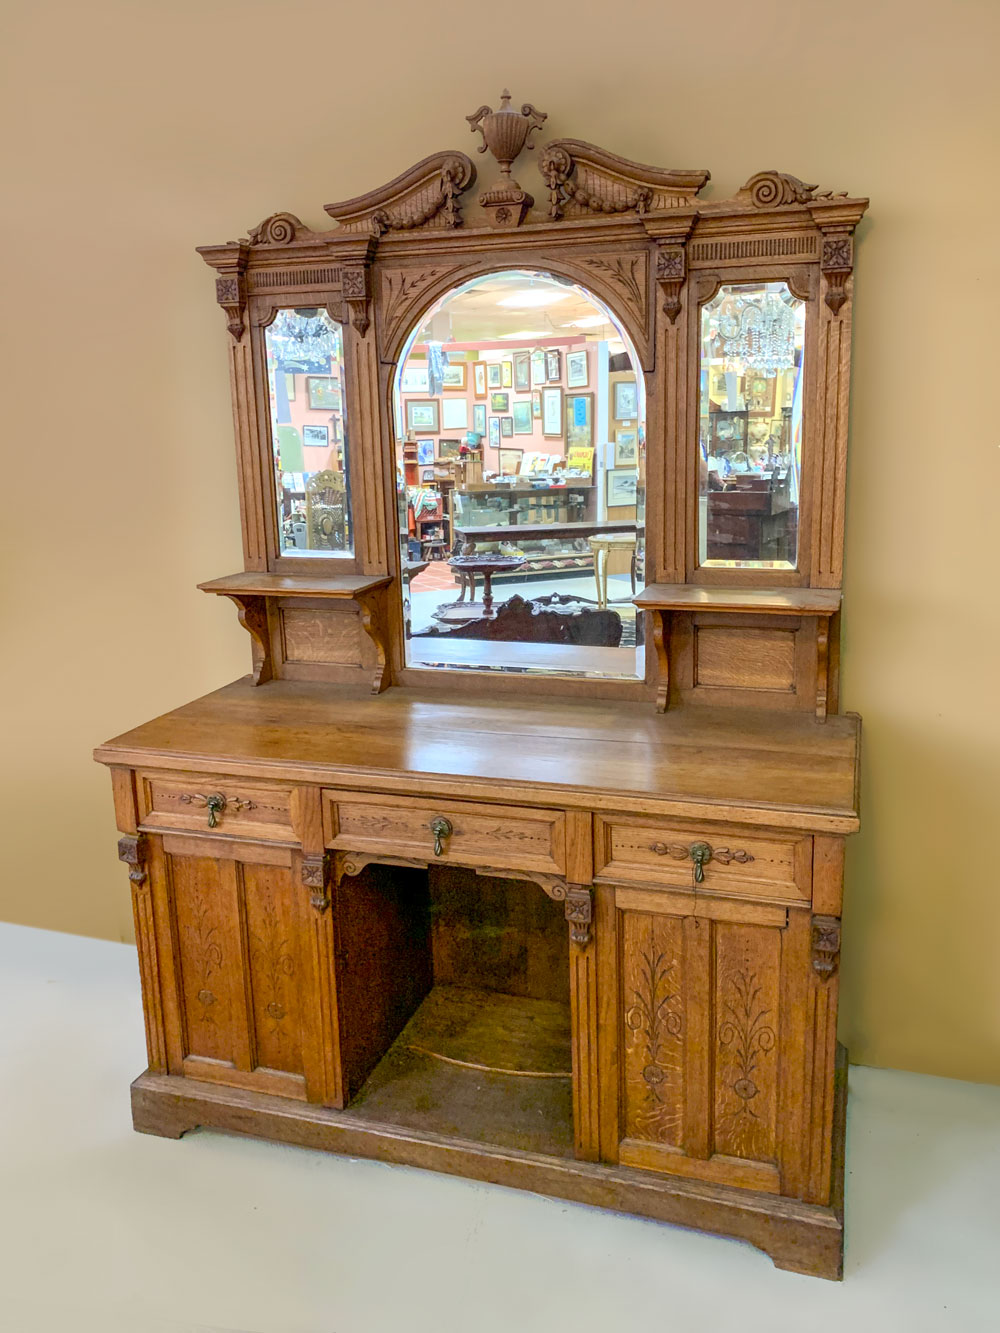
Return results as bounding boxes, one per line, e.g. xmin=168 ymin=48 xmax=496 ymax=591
xmin=577 ymin=253 xmax=648 ymax=338
xmin=380 ymin=265 xmax=463 ymax=355
xmin=738 ymin=171 xmax=849 ymax=209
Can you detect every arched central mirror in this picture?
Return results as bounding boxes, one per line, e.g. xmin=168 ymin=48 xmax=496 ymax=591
xmin=393 ymin=270 xmax=645 ymax=680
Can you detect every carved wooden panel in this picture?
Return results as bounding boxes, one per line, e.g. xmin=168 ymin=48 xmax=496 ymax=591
xmin=712 ymin=921 xmax=781 ymax=1163
xmin=378 ymin=264 xmax=465 ymax=359
xmin=244 ymin=862 xmax=305 ymax=1076
xmin=170 ymin=853 xmax=243 ymax=1065
xmin=620 ymin=910 xmax=685 ymax=1148
xmin=138 ymin=771 xmax=294 ymax=842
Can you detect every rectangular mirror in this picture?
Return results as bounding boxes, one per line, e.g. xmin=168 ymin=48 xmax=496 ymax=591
xmin=698 ymin=281 xmax=805 ymax=570
xmin=265 ymin=307 xmax=353 ymax=558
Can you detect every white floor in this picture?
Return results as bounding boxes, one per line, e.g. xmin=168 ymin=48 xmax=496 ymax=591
xmin=1 ymin=922 xmax=997 ymax=1333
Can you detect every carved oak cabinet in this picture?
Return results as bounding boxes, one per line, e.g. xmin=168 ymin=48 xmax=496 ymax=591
xmin=97 ymin=95 xmax=866 ymax=1279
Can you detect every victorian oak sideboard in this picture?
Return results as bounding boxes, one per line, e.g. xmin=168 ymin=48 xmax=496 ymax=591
xmin=97 ymin=94 xmax=866 ymax=1279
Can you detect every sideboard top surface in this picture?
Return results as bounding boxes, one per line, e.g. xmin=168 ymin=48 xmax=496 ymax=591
xmin=95 ymin=680 xmax=860 ymax=832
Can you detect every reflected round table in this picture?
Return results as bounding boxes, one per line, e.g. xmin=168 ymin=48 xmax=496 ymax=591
xmin=446 ymin=554 xmax=526 ymax=618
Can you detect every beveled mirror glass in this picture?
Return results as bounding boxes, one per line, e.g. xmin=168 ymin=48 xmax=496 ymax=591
xmin=393 ymin=270 xmax=644 ymax=680
xmin=265 ymin=307 xmax=353 ymax=558
xmin=698 ymin=281 xmax=805 ymax=569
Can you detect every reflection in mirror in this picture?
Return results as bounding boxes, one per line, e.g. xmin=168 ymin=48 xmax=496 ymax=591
xmin=393 ymin=270 xmax=644 ymax=680
xmin=265 ymin=307 xmax=353 ymax=557
xmin=698 ymin=282 xmax=805 ymax=569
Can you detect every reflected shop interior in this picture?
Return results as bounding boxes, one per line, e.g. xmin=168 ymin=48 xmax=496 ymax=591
xmin=393 ymin=270 xmax=645 ymax=679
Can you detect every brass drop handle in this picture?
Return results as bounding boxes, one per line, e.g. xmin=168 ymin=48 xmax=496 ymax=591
xmin=203 ymin=793 xmax=227 ymax=828
xmin=689 ymin=842 xmax=712 ymax=883
xmin=429 ymin=816 xmax=453 ymax=857
xmin=649 ymin=839 xmax=714 ymax=883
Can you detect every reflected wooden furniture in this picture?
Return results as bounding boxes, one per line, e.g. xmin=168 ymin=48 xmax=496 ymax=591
xmin=588 ymin=532 xmax=638 ymax=608
xmin=97 ymin=93 xmax=867 ymax=1279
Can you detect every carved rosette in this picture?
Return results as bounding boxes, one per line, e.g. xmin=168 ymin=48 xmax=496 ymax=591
xmin=341 ymin=265 xmax=371 ymax=336
xmin=811 ymin=915 xmax=842 ymax=979
xmin=820 ymin=233 xmax=854 ymax=317
xmin=302 ymin=852 xmax=332 ymax=913
xmin=655 ymin=244 xmax=686 ymax=324
xmin=118 ymin=833 xmax=149 ymax=885
xmin=215 ymin=274 xmax=247 ymax=343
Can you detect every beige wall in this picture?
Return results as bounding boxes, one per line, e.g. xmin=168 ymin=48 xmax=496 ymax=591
xmin=2 ymin=0 xmax=998 ymax=1084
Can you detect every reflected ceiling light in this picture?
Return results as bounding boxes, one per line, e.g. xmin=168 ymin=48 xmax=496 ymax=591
xmin=564 ymin=315 xmax=607 ymax=329
xmin=495 ymin=289 xmax=572 ymax=309
xmin=499 ymin=329 xmax=548 ymax=340
xmin=607 ymin=338 xmax=626 ymax=354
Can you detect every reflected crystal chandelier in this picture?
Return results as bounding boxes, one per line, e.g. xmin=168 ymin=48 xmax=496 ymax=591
xmin=718 ymin=291 xmax=796 ymax=377
xmin=268 ymin=308 xmax=341 ymax=367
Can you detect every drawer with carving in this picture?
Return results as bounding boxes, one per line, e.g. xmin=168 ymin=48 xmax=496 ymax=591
xmin=323 ymin=791 xmax=567 ymax=878
xmin=136 ymin=771 xmax=295 ymax=842
xmin=593 ymin=814 xmax=810 ymax=902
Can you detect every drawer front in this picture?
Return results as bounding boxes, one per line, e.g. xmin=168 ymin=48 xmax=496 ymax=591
xmin=324 ymin=791 xmax=566 ymax=878
xmin=138 ymin=771 xmax=294 ymax=842
xmin=594 ymin=815 xmax=810 ymax=902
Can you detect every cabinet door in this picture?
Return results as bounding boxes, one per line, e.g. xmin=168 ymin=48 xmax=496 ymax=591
xmin=608 ymin=886 xmax=832 ymax=1201
xmin=146 ymin=834 xmax=333 ymax=1104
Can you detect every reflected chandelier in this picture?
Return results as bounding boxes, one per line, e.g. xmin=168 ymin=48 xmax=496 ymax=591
xmin=718 ymin=290 xmax=796 ymax=378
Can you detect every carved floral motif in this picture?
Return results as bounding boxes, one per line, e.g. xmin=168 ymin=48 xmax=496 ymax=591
xmin=215 ymin=274 xmax=246 ymax=343
xmin=820 ymin=234 xmax=854 ymax=316
xmin=625 ymin=948 xmax=682 ymax=1107
xmin=717 ymin=966 xmax=776 ymax=1150
xmin=250 ymin=896 xmax=295 ymax=1034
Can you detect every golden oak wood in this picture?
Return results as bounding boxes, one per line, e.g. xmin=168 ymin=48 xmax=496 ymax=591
xmin=99 ymin=95 xmax=866 ymax=1280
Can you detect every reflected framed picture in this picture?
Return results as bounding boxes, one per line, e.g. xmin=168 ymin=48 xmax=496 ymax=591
xmin=545 ymin=349 xmax=561 ymax=382
xmin=500 ymin=415 xmax=514 ymax=437
xmin=489 ymin=416 xmax=501 ymax=448
xmin=614 ymin=379 xmax=639 ymax=420
xmin=606 ymin=468 xmax=638 ymax=507
xmin=284 ymin=372 xmax=296 ymax=400
xmin=473 ymin=361 xmax=487 ymax=398
xmin=441 ymin=398 xmax=468 ymax=430
xmin=498 ymin=448 xmax=522 ymax=475
xmin=416 ymin=439 xmax=435 ymax=465
xmin=473 ymin=403 xmax=487 ymax=436
xmin=565 ymin=392 xmax=593 ymax=448
xmin=303 ymin=424 xmax=328 ymax=447
xmin=491 ymin=391 xmax=509 ymax=412
xmin=512 ymin=401 xmax=532 ymax=434
xmin=531 ymin=350 xmax=546 ymax=385
xmin=566 ymin=349 xmax=588 ymax=388
xmin=531 ymin=389 xmax=542 ymax=418
xmin=501 ymin=360 xmax=513 ymax=389
xmin=306 ymin=376 xmax=341 ymax=410
xmin=514 ymin=352 xmax=531 ymax=391
xmin=442 ymin=362 xmax=467 ymax=391
xmin=744 ymin=371 xmax=776 ymax=414
xmin=614 ymin=428 xmax=639 ymax=467
xmin=438 ymin=438 xmax=462 ymax=458
xmin=400 ymin=365 xmax=429 ymax=394
xmin=406 ymin=399 xmax=439 ymax=432
xmin=421 ymin=467 xmax=435 ymax=482
xmin=487 ymin=363 xmax=502 ymax=389
xmin=541 ymin=386 xmax=563 ymax=438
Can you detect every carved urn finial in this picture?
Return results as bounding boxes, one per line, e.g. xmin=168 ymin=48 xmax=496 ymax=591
xmin=466 ymin=90 xmax=547 ymax=228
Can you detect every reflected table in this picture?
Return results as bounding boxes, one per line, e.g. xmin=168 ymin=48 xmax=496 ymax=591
xmin=587 ymin=533 xmax=638 ymax=609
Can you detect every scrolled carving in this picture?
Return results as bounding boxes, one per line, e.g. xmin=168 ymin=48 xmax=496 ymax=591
xmin=247 ymin=212 xmax=304 ymax=245
xmin=325 ymin=151 xmax=476 ymax=237
xmin=812 ymin=915 xmax=842 ymax=979
xmin=539 ymin=139 xmax=708 ymax=220
xmin=742 ymin=171 xmax=819 ymax=208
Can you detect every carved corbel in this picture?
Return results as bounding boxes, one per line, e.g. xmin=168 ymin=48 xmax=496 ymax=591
xmin=341 ymin=264 xmax=371 ymax=336
xmin=563 ymin=885 xmax=593 ymax=947
xmin=655 ymin=244 xmax=687 ymax=324
xmin=215 ymin=272 xmax=247 ymax=343
xmin=302 ymin=851 xmax=333 ymax=913
xmin=219 ymin=593 xmax=273 ymax=686
xmin=812 ymin=915 xmax=841 ymax=979
xmin=819 ymin=231 xmax=854 ymax=316
xmin=118 ymin=833 xmax=149 ymax=885
xmin=356 ymin=587 xmax=390 ymax=693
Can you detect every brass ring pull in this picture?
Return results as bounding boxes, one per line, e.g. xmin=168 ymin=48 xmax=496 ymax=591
xmin=648 ymin=839 xmax=714 ymax=883
xmin=429 ymin=817 xmax=453 ymax=857
xmin=201 ymin=793 xmax=227 ymax=828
